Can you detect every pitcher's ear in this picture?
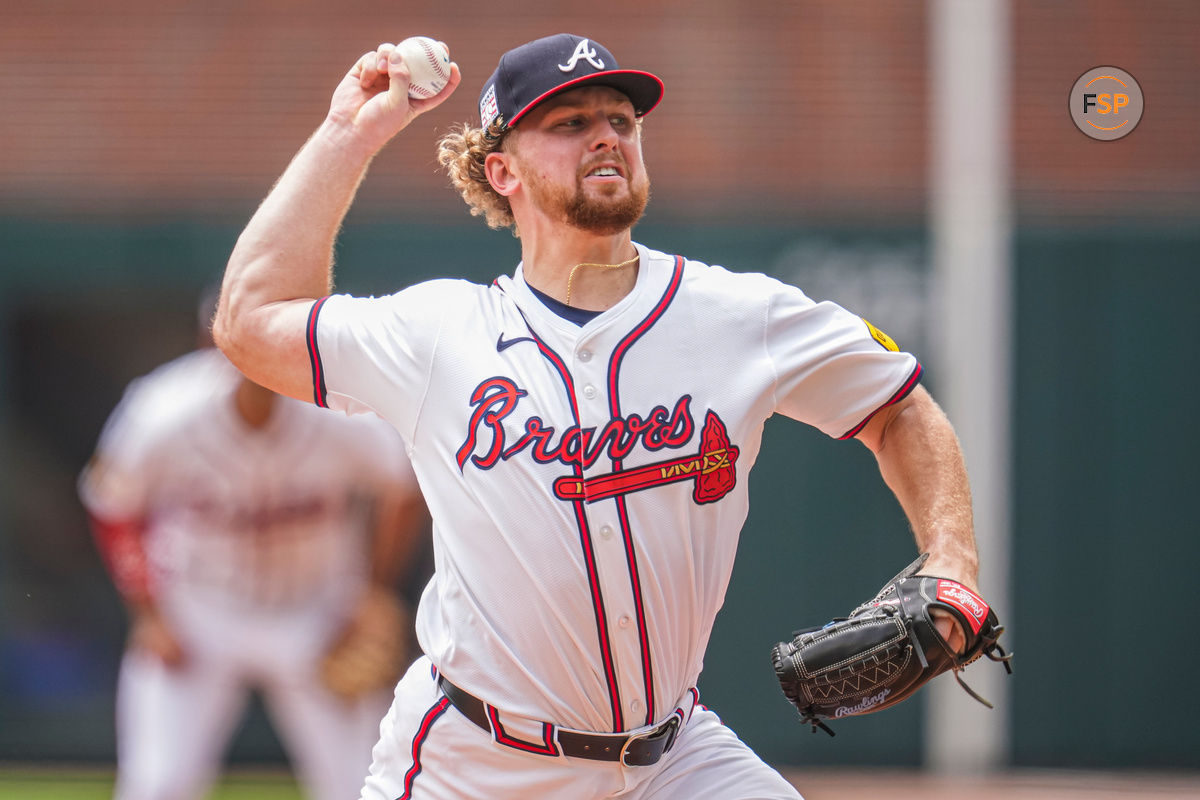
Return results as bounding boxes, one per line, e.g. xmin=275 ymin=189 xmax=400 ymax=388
xmin=484 ymin=151 xmax=520 ymax=197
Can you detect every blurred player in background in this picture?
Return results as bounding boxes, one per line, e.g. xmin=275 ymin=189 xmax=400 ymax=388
xmin=78 ymin=291 xmax=431 ymax=800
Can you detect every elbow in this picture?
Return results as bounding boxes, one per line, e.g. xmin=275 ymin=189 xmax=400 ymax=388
xmin=856 ymin=386 xmax=942 ymax=455
xmin=210 ymin=292 xmax=252 ymax=371
xmin=210 ymin=301 xmax=236 ymax=359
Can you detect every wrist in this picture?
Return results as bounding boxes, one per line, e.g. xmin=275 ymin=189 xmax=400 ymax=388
xmin=316 ymin=115 xmax=390 ymax=165
xmin=922 ymin=558 xmax=979 ymax=593
xmin=918 ymin=543 xmax=979 ymax=589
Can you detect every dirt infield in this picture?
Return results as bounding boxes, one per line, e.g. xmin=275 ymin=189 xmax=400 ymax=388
xmin=781 ymin=768 xmax=1200 ymax=799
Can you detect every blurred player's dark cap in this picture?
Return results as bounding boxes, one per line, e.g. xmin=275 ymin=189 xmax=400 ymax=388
xmin=478 ymin=33 xmax=664 ymax=130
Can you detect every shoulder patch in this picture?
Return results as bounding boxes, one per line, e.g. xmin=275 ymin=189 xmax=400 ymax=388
xmin=862 ymin=318 xmax=899 ymax=352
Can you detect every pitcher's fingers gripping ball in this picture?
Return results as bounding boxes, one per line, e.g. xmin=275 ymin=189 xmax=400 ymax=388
xmin=396 ymin=36 xmax=451 ymax=98
xmin=770 ymin=553 xmax=1013 ymax=735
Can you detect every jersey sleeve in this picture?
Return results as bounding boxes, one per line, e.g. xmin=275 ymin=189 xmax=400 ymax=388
xmin=308 ymin=281 xmax=462 ymax=441
xmin=764 ymin=279 xmax=921 ymax=439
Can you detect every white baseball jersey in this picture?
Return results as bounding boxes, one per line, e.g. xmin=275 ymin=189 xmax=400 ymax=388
xmin=79 ymin=348 xmax=421 ymax=800
xmin=79 ymin=347 xmax=416 ymax=611
xmin=310 ymin=242 xmax=919 ymax=738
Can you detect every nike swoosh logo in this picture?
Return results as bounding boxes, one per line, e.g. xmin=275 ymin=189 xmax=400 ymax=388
xmin=496 ymin=333 xmax=536 ymax=352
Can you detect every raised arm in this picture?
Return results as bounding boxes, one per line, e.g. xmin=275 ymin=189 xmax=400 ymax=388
xmin=213 ymin=41 xmax=460 ymax=402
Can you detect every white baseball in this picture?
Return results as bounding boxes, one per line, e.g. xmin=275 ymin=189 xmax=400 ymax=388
xmin=396 ymin=36 xmax=450 ymax=99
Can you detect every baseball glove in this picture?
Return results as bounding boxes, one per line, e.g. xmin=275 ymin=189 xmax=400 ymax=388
xmin=319 ymin=588 xmax=412 ymax=701
xmin=770 ymin=553 xmax=1012 ymax=735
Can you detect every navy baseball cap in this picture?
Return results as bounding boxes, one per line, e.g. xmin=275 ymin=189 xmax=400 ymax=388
xmin=478 ymin=33 xmax=664 ymax=129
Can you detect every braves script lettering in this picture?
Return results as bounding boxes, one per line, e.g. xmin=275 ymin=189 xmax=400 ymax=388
xmin=456 ymin=378 xmax=695 ymax=471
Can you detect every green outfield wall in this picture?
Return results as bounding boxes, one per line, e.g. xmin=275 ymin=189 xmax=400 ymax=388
xmin=1 ymin=220 xmax=1194 ymax=769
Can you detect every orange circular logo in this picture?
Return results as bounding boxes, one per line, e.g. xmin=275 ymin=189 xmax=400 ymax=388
xmin=1069 ymin=66 xmax=1144 ymax=141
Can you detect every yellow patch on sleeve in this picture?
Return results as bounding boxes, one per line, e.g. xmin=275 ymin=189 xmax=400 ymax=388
xmin=862 ymin=318 xmax=899 ymax=352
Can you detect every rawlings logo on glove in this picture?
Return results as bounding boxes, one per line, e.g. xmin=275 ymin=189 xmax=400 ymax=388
xmin=770 ymin=553 xmax=1012 ymax=735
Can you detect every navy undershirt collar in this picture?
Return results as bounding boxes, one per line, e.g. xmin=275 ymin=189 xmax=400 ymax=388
xmin=527 ymin=284 xmax=602 ymax=326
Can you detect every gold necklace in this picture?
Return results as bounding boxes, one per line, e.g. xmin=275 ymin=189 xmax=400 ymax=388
xmin=564 ymin=253 xmax=640 ymax=307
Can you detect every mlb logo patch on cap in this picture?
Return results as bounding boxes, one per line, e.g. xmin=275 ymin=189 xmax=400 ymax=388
xmin=479 ymin=84 xmax=499 ymax=126
xmin=478 ymin=33 xmax=664 ymax=129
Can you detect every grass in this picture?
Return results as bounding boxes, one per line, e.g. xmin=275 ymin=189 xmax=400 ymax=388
xmin=0 ymin=766 xmax=303 ymax=800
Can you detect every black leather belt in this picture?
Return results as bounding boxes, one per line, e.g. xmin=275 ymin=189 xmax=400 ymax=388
xmin=438 ymin=676 xmax=681 ymax=767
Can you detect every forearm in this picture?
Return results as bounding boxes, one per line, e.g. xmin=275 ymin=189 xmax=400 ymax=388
xmin=213 ymin=42 xmax=460 ymax=400
xmin=225 ymin=119 xmax=376 ymax=304
xmin=859 ymin=388 xmax=979 ymax=588
xmin=214 ymin=120 xmax=376 ymax=395
xmin=87 ymin=512 xmax=155 ymax=607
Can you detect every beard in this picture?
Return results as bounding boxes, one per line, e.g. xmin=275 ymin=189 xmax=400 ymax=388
xmin=565 ymin=179 xmax=650 ymax=234
xmin=525 ymin=163 xmax=651 ymax=236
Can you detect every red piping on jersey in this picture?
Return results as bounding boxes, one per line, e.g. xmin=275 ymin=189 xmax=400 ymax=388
xmin=398 ymin=696 xmax=451 ymax=800
xmin=306 ymin=296 xmax=332 ymax=408
xmin=605 ymin=254 xmax=686 ymax=726
xmin=525 ymin=327 xmax=626 ymax=733
xmin=838 ymin=362 xmax=923 ymax=440
xmin=486 ymin=704 xmax=560 ymax=756
xmin=568 ymin=491 xmax=623 ymax=731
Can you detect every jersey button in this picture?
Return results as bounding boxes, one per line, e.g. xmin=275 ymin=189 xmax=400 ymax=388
xmin=599 ymin=525 xmax=614 ymax=539
xmin=618 ymin=614 xmax=632 ymax=628
xmin=630 ymin=700 xmax=643 ymax=713
xmin=578 ymin=350 xmax=592 ymax=362
xmin=583 ymin=385 xmax=597 ymax=399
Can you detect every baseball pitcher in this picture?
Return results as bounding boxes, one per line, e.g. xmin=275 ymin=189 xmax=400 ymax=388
xmin=213 ymin=32 xmax=1004 ymax=800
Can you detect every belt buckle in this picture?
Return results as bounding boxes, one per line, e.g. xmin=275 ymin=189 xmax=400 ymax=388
xmin=619 ymin=715 xmax=680 ymax=767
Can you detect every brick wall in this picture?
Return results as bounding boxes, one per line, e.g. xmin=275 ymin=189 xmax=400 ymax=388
xmin=0 ymin=1 xmax=1193 ymax=225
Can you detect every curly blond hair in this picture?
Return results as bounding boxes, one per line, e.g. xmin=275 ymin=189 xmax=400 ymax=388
xmin=436 ymin=120 xmax=517 ymax=234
